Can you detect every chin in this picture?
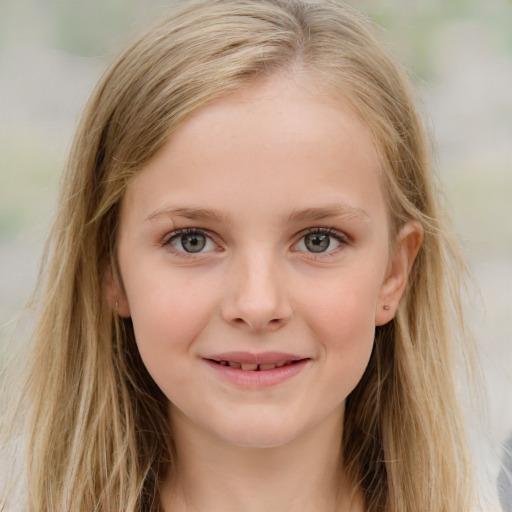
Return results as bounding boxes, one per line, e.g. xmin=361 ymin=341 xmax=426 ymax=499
xmin=210 ymin=416 xmax=305 ymax=449
xmin=223 ymin=431 xmax=296 ymax=449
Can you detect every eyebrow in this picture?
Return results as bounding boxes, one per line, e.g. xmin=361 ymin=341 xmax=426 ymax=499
xmin=144 ymin=203 xmax=370 ymax=225
xmin=145 ymin=206 xmax=232 ymax=224
xmin=287 ymin=204 xmax=371 ymax=224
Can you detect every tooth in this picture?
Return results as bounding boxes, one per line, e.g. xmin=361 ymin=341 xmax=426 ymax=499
xmin=241 ymin=363 xmax=258 ymax=371
xmin=228 ymin=361 xmax=241 ymax=369
xmin=284 ymin=360 xmax=293 ymax=366
xmin=275 ymin=361 xmax=286 ymax=368
xmin=219 ymin=360 xmax=228 ymax=366
xmin=259 ymin=363 xmax=276 ymax=371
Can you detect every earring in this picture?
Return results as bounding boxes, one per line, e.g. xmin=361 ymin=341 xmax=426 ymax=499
xmin=115 ymin=301 xmax=119 ymax=310
xmin=383 ymin=305 xmax=391 ymax=310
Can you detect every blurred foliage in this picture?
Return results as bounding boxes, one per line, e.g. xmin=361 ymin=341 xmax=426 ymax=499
xmin=359 ymin=0 xmax=512 ymax=79
xmin=2 ymin=0 xmax=510 ymax=62
xmin=45 ymin=1 xmax=141 ymax=57
xmin=0 ymin=133 xmax=59 ymax=239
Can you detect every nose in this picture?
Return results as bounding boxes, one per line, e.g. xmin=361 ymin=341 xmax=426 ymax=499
xmin=220 ymin=249 xmax=292 ymax=333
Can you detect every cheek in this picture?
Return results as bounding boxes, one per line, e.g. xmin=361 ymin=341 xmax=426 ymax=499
xmin=300 ymin=268 xmax=382 ymax=335
xmin=123 ymin=269 xmax=219 ymax=386
xmin=128 ymin=267 xmax=216 ymax=332
xmin=298 ymin=271 xmax=381 ymax=386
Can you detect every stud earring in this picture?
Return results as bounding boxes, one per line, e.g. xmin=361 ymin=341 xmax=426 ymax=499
xmin=115 ymin=301 xmax=119 ymax=310
xmin=383 ymin=305 xmax=390 ymax=310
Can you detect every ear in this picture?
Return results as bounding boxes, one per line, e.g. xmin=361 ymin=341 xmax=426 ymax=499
xmin=375 ymin=221 xmax=423 ymax=326
xmin=103 ymin=263 xmax=131 ymax=318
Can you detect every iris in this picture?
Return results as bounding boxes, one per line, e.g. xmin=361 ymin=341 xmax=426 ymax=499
xmin=304 ymin=233 xmax=330 ymax=253
xmin=180 ymin=233 xmax=206 ymax=253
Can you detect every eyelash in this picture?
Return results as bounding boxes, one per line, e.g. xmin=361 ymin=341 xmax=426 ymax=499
xmin=161 ymin=228 xmax=221 ymax=257
xmin=160 ymin=227 xmax=349 ymax=257
xmin=293 ymin=227 xmax=349 ymax=257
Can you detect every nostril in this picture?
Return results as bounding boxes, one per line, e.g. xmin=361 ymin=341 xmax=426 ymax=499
xmin=230 ymin=316 xmax=285 ymax=331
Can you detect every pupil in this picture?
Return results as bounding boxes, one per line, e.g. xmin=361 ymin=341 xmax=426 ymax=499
xmin=305 ymin=233 xmax=330 ymax=253
xmin=181 ymin=234 xmax=206 ymax=253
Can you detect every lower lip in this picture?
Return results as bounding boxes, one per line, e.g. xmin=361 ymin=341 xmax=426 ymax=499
xmin=205 ymin=359 xmax=310 ymax=388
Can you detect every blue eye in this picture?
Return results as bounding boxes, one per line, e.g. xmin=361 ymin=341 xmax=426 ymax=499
xmin=167 ymin=229 xmax=216 ymax=253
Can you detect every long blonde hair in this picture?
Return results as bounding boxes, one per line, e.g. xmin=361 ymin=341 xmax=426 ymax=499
xmin=2 ymin=0 xmax=479 ymax=510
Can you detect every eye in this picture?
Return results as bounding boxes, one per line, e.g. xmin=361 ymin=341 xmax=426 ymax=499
xmin=165 ymin=229 xmax=217 ymax=254
xmin=303 ymin=233 xmax=331 ymax=253
xmin=293 ymin=228 xmax=347 ymax=254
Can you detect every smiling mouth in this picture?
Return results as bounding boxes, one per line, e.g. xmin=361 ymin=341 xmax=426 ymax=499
xmin=207 ymin=359 xmax=304 ymax=371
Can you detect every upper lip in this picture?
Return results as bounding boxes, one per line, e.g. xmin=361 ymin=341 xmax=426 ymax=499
xmin=204 ymin=351 xmax=309 ymax=365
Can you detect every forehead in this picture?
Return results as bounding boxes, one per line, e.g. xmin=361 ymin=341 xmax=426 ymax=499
xmin=169 ymin=74 xmax=376 ymax=164
xmin=121 ymin=74 xmax=387 ymax=231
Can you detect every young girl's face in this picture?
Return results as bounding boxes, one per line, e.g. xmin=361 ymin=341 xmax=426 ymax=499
xmin=114 ymin=75 xmax=415 ymax=448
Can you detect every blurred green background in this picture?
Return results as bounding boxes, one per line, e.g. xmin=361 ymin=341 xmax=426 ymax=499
xmin=0 ymin=0 xmax=511 ymax=504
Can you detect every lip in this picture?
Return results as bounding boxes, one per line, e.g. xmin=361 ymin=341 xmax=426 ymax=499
xmin=205 ymin=351 xmax=306 ymax=365
xmin=203 ymin=351 xmax=311 ymax=389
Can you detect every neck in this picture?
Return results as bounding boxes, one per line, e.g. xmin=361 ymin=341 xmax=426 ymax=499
xmin=161 ymin=408 xmax=361 ymax=512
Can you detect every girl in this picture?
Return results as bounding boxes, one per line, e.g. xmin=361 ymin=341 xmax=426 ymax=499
xmin=1 ymin=0 xmax=482 ymax=510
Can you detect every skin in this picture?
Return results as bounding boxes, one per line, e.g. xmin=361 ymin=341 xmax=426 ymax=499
xmin=111 ymin=75 xmax=422 ymax=512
